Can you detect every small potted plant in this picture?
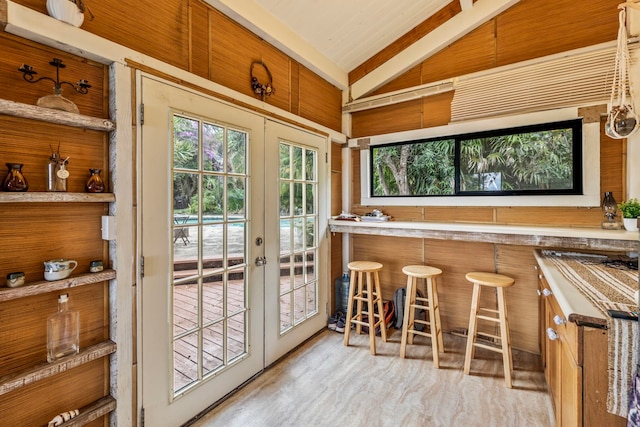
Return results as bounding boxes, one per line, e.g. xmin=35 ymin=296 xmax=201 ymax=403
xmin=617 ymin=198 xmax=640 ymax=231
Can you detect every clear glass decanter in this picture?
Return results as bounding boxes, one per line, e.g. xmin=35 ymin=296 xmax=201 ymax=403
xmin=47 ymin=293 xmax=79 ymax=362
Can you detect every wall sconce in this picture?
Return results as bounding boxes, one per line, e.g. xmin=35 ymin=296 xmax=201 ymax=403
xmin=18 ymin=58 xmax=91 ymax=114
xmin=602 ymin=191 xmax=622 ymax=229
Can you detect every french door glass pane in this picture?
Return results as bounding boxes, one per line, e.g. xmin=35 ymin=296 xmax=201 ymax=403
xmin=172 ymin=114 xmax=249 ymax=394
xmin=278 ymin=142 xmax=318 ymax=334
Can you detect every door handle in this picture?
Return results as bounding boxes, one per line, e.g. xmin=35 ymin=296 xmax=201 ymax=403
xmin=255 ymin=256 xmax=267 ymax=266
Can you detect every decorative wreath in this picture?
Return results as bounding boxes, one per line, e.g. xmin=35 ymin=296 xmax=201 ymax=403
xmin=250 ymin=60 xmax=274 ymax=99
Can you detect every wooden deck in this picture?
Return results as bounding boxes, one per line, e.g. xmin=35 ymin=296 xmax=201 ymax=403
xmin=172 ymin=273 xmax=315 ymax=392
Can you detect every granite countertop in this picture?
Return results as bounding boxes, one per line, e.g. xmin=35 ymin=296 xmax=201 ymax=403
xmin=534 ymin=249 xmax=638 ymax=326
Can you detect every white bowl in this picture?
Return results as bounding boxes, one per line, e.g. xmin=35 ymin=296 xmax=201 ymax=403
xmin=44 ymin=269 xmax=73 ymax=281
xmin=46 ymin=0 xmax=84 ymax=27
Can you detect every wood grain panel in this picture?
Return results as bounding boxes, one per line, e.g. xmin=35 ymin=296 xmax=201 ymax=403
xmin=495 ymin=245 xmax=539 ymax=353
xmin=349 ymin=1 xmax=462 ymax=84
xmin=0 ymin=203 xmax=106 ymax=282
xmin=0 ymin=33 xmax=107 ymax=118
xmin=495 ymin=0 xmax=618 ymax=67
xmin=290 ymin=61 xmax=300 ymax=116
xmin=424 ymin=239 xmax=495 ymax=337
xmin=424 ymin=207 xmax=494 ymax=223
xmin=495 ymin=207 xmax=603 ymax=227
xmin=0 ymin=116 xmax=108 ymax=192
xmin=210 ymin=9 xmax=292 ymax=113
xmin=299 ymin=66 xmax=342 ymax=132
xmin=351 ymin=235 xmax=423 ymax=301
xmin=420 ymin=21 xmax=496 ymax=86
xmin=351 ymin=149 xmax=361 ymax=204
xmin=422 ymin=91 xmax=454 ymax=128
xmin=600 ymin=117 xmax=625 ymax=201
xmin=351 ymin=99 xmax=423 ymax=138
xmin=190 ymin=0 xmax=211 ymax=80
xmin=369 ymin=65 xmax=422 ymax=97
xmin=0 ymin=359 xmax=107 ymax=427
xmin=83 ymin=0 xmax=190 ymax=71
xmin=0 ymin=284 xmax=108 ymax=376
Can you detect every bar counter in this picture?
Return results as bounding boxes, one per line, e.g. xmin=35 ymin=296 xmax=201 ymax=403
xmin=329 ymin=219 xmax=639 ymax=252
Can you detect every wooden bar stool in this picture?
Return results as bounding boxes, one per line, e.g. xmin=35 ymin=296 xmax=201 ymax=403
xmin=463 ymin=272 xmax=515 ymax=388
xmin=343 ymin=261 xmax=387 ymax=355
xmin=399 ymin=265 xmax=444 ymax=368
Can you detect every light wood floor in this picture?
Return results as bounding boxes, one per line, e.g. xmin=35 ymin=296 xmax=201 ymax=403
xmin=187 ymin=328 xmax=554 ymax=427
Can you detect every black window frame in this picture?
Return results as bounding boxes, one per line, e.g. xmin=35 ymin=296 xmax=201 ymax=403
xmin=369 ymin=119 xmax=583 ymax=198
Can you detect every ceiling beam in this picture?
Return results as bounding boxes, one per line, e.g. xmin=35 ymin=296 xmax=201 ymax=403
xmin=350 ymin=0 xmax=520 ymax=100
xmin=459 ymin=0 xmax=474 ymax=11
xmin=204 ymin=0 xmax=348 ymax=90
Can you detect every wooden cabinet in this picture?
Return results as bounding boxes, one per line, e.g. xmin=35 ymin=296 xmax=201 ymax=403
xmin=537 ymin=266 xmax=626 ymax=427
xmin=0 ymin=98 xmax=116 ymax=426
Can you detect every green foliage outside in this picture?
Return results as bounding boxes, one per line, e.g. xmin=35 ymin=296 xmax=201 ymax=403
xmin=372 ymin=127 xmax=574 ymax=196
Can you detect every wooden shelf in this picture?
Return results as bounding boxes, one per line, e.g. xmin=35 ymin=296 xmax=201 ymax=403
xmin=0 ymin=192 xmax=115 ymax=203
xmin=61 ymin=396 xmax=117 ymax=427
xmin=0 ymin=99 xmax=116 ymax=132
xmin=0 ymin=269 xmax=116 ymax=302
xmin=0 ymin=340 xmax=117 ymax=396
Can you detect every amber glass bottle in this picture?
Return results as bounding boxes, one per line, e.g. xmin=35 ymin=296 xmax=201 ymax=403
xmin=85 ymin=168 xmax=105 ymax=193
xmin=2 ymin=163 xmax=29 ymax=192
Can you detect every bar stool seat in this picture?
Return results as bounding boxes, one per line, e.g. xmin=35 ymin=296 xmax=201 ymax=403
xmin=463 ymin=271 xmax=515 ymax=387
xmin=343 ymin=261 xmax=387 ymax=355
xmin=399 ymin=265 xmax=444 ymax=368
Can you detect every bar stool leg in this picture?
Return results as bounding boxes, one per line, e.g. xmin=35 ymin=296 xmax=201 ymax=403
xmin=364 ymin=271 xmax=377 ymax=355
xmin=343 ymin=272 xmax=357 ymax=346
xmin=373 ymin=270 xmax=387 ymax=342
xmin=399 ymin=274 xmax=415 ymax=358
xmin=464 ymin=283 xmax=481 ymax=374
xmin=426 ymin=276 xmax=442 ymax=368
xmin=497 ymin=287 xmax=513 ymax=388
xmin=428 ymin=276 xmax=444 ymax=354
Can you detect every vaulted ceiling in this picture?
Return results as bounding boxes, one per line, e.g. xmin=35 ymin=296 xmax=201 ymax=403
xmin=205 ymin=0 xmax=521 ymax=98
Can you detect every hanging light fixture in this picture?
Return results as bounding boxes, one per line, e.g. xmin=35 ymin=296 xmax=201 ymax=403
xmin=606 ymin=4 xmax=639 ymax=139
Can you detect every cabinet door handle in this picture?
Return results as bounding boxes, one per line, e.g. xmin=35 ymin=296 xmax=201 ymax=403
xmin=546 ymin=327 xmax=559 ymax=341
xmin=542 ymin=288 xmax=552 ymax=297
xmin=553 ymin=315 xmax=566 ymax=325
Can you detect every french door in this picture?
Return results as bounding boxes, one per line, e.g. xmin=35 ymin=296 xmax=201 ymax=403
xmin=264 ymin=120 xmax=328 ymax=365
xmin=139 ymin=75 xmax=328 ymax=425
xmin=139 ymin=76 xmax=265 ymax=426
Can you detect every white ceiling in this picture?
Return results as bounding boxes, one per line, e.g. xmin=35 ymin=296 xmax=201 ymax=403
xmin=206 ymin=0 xmax=519 ymax=97
xmin=252 ymin=0 xmax=451 ymax=72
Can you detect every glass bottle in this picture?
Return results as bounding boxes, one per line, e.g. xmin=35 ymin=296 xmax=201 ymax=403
xmin=47 ymin=293 xmax=80 ymax=362
xmin=47 ymin=153 xmax=61 ymax=192
xmin=2 ymin=163 xmax=29 ymax=192
xmin=85 ymin=168 xmax=105 ymax=193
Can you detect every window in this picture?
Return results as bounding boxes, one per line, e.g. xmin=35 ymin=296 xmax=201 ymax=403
xmin=370 ymin=119 xmax=582 ymax=198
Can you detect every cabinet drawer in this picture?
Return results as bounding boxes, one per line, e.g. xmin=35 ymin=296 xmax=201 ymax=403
xmin=547 ymin=290 xmax=580 ymax=366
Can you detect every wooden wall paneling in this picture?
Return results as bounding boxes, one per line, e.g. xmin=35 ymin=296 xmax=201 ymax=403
xmin=0 ymin=203 xmax=105 ymax=282
xmin=81 ymin=0 xmax=190 ymax=72
xmin=495 ymin=207 xmax=602 ymax=227
xmin=351 ymin=149 xmax=361 ymax=206
xmin=210 ymin=9 xmax=292 ymax=113
xmin=369 ymin=65 xmax=422 ymax=98
xmin=1 ymin=33 xmax=108 ymax=118
xmin=424 ymin=206 xmax=494 ymax=223
xmin=421 ymin=90 xmax=454 ymax=128
xmin=495 ymin=245 xmax=539 ymax=353
xmin=0 ymin=285 xmax=108 ymax=376
xmin=0 ymin=117 xmax=107 ymax=192
xmin=424 ymin=239 xmax=495 ymax=337
xmin=0 ymin=360 xmax=107 ymax=427
xmin=351 ymin=98 xmax=423 ymax=138
xmin=299 ymin=66 xmax=342 ymax=132
xmin=190 ymin=0 xmax=211 ymax=80
xmin=419 ymin=21 xmax=497 ymax=86
xmin=351 ymin=235 xmax=423 ymax=301
xmin=495 ymin=0 xmax=618 ymax=68
xmin=600 ymin=117 xmax=625 ymax=201
xmin=348 ymin=1 xmax=462 ymax=85
xmin=290 ymin=61 xmax=300 ymax=116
